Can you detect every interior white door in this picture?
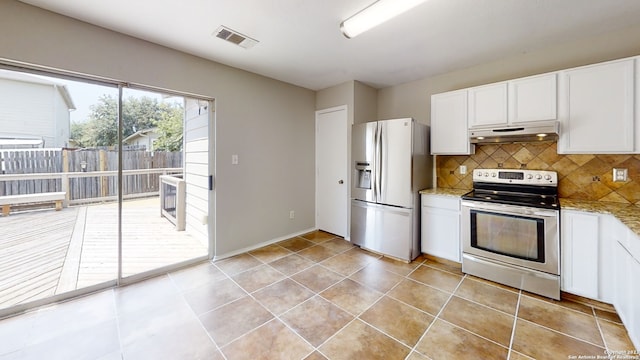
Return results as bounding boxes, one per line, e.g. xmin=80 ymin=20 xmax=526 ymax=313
xmin=316 ymin=106 xmax=348 ymax=238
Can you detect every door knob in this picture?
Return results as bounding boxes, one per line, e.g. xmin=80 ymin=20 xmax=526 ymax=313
xmin=338 ymin=180 xmax=344 ymax=184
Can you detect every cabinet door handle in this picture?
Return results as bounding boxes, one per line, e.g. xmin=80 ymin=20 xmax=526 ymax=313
xmin=338 ymin=180 xmax=344 ymax=184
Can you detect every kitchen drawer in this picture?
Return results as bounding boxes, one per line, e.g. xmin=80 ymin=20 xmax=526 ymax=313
xmin=421 ymin=194 xmax=460 ymax=211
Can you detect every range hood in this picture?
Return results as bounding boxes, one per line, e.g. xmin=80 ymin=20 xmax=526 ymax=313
xmin=469 ymin=122 xmax=559 ymax=144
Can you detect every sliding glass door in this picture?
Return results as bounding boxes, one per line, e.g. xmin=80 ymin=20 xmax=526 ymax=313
xmin=0 ymin=67 xmax=212 ymax=316
xmin=120 ymin=88 xmax=209 ymax=280
xmin=0 ymin=71 xmax=120 ymax=314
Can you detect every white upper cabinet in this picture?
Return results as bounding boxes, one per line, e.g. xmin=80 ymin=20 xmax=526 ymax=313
xmin=431 ymin=90 xmax=474 ymax=155
xmin=468 ymin=73 xmax=558 ymax=129
xmin=432 ymin=55 xmax=640 ymax=154
xmin=558 ymin=58 xmax=636 ymax=154
xmin=509 ymin=73 xmax=557 ymax=124
xmin=468 ymin=83 xmax=508 ymax=128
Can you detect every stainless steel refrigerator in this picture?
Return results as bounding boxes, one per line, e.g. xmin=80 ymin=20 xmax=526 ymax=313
xmin=351 ymin=118 xmax=431 ymax=262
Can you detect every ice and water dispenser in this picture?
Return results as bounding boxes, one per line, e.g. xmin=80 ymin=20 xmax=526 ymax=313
xmin=355 ymin=162 xmax=372 ymax=189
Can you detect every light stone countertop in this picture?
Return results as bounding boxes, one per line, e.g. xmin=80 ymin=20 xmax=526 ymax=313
xmin=420 ymin=188 xmax=640 ymax=236
xmin=420 ymin=189 xmax=640 ymax=238
xmin=419 ymin=188 xmax=470 ymax=197
xmin=560 ymin=199 xmax=640 ymax=237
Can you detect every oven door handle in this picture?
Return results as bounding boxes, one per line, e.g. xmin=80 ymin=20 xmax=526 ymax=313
xmin=531 ymin=210 xmax=558 ymax=218
xmin=461 ymin=200 xmax=557 ymax=218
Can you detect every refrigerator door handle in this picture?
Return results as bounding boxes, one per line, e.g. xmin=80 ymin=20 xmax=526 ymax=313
xmin=371 ymin=123 xmax=380 ymax=202
xmin=376 ymin=122 xmax=382 ymax=202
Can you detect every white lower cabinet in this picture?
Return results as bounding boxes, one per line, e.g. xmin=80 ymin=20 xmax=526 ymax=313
xmin=421 ymin=194 xmax=461 ymax=262
xmin=598 ymin=215 xmax=619 ymax=304
xmin=562 ymin=210 xmax=640 ymax=350
xmin=613 ymin=228 xmax=640 ymax=350
xmin=561 ymin=210 xmax=599 ymax=298
xmin=614 ymin=242 xmax=632 ymax=330
xmin=631 ymin=257 xmax=640 ymax=350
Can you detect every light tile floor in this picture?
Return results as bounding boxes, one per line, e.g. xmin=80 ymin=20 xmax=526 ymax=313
xmin=0 ymin=231 xmax=637 ymax=360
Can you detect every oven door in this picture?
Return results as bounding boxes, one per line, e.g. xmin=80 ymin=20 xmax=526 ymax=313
xmin=461 ymin=200 xmax=559 ymax=275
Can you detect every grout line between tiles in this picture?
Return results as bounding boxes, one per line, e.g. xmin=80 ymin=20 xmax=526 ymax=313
xmin=414 ymin=271 xmax=517 ymax=355
xmin=310 ymin=255 xmax=426 ymax=355
xmin=314 ymin=270 xmax=416 ymax=356
xmin=432 ymin=316 xmax=511 ymax=353
xmin=447 ymin=290 xmax=520 ymax=319
xmin=257 ymin=295 xmax=317 ymax=351
xmin=506 ymin=290 xmax=523 ymax=360
xmin=108 ymin=289 xmax=126 ymax=360
xmin=463 ymin=275 xmax=521 ymax=296
xmin=212 ymin=239 xmax=360 ymax=356
xmin=593 ymin=306 xmax=612 ymax=355
xmin=202 ymin=265 xmax=310 ymax=353
xmin=407 ymin=272 xmax=466 ymax=358
xmin=420 ymin=260 xmax=463 ymax=277
xmin=179 ymin=284 xmax=229 ymax=360
xmin=108 ymin=237 xmax=632 ymax=360
xmin=243 ymin=241 xmax=363 ymax=358
xmin=522 ymin=291 xmax=604 ymax=318
xmin=517 ymin=317 xmax=608 ymax=349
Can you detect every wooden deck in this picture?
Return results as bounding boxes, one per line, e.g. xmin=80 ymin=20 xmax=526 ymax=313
xmin=0 ymin=197 xmax=208 ymax=309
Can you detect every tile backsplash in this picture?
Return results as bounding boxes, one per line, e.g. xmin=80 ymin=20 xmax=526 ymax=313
xmin=436 ymin=142 xmax=640 ymax=204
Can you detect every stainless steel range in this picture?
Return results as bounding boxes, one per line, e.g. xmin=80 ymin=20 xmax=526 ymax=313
xmin=461 ymin=169 xmax=560 ymax=300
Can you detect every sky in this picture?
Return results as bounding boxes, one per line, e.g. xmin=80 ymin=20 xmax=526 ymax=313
xmin=35 ymin=74 xmax=182 ymax=123
xmin=60 ymin=80 xmax=117 ymax=123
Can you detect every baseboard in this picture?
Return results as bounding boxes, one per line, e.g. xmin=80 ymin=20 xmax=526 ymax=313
xmin=561 ymin=292 xmax=616 ymax=313
xmin=422 ymin=253 xmax=462 ymax=268
xmin=213 ymin=227 xmax=316 ymax=261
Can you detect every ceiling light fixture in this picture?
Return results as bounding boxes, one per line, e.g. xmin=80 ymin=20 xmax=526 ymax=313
xmin=340 ymin=0 xmax=428 ymax=39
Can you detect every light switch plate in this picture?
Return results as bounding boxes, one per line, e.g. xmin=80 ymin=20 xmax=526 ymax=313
xmin=613 ymin=168 xmax=628 ymax=182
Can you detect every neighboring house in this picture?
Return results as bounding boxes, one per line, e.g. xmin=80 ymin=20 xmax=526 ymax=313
xmin=0 ymin=70 xmax=75 ymax=149
xmin=123 ymin=128 xmax=159 ymax=151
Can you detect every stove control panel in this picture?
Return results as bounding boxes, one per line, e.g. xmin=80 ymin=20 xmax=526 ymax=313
xmin=472 ymin=169 xmax=557 ymax=186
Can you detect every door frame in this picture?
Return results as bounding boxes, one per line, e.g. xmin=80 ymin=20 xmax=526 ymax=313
xmin=0 ymin=62 xmax=215 ymax=317
xmin=315 ymin=105 xmax=351 ymax=240
xmin=208 ymin=99 xmax=216 ymax=260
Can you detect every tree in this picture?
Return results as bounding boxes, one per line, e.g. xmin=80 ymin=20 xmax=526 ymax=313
xmin=154 ymin=104 xmax=184 ymax=151
xmin=70 ymin=94 xmax=117 ymax=147
xmin=70 ymin=94 xmax=184 ymax=150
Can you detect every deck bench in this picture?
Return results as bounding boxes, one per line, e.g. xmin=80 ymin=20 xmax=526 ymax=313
xmin=0 ymin=192 xmax=66 ymax=216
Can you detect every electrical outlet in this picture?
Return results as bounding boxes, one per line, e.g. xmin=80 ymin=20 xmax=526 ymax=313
xmin=459 ymin=165 xmax=467 ymax=175
xmin=232 ymin=154 xmax=239 ymax=165
xmin=613 ymin=168 xmax=628 ymax=182
xmin=289 ymin=210 xmax=295 ymax=219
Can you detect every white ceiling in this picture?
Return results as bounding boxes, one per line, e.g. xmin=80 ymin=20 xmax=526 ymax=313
xmin=18 ymin=0 xmax=640 ymax=91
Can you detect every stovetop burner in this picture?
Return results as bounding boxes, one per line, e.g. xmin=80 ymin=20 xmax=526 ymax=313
xmin=462 ymin=189 xmax=559 ymax=209
xmin=462 ymin=169 xmax=559 ymax=210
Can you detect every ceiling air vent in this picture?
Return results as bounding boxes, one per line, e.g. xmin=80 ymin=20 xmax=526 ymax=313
xmin=214 ymin=26 xmax=258 ymax=49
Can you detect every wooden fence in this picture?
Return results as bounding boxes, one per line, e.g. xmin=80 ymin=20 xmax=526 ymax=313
xmin=0 ymin=149 xmax=182 ymax=201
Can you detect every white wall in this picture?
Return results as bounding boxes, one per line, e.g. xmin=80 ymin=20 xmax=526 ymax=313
xmin=315 ymin=80 xmax=378 ymax=125
xmin=0 ymin=77 xmax=56 ymax=146
xmin=52 ymin=86 xmax=70 ymax=147
xmin=353 ymin=81 xmax=377 ymax=124
xmin=0 ymin=0 xmax=316 ymax=257
xmin=316 ymin=81 xmax=353 ymax=120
